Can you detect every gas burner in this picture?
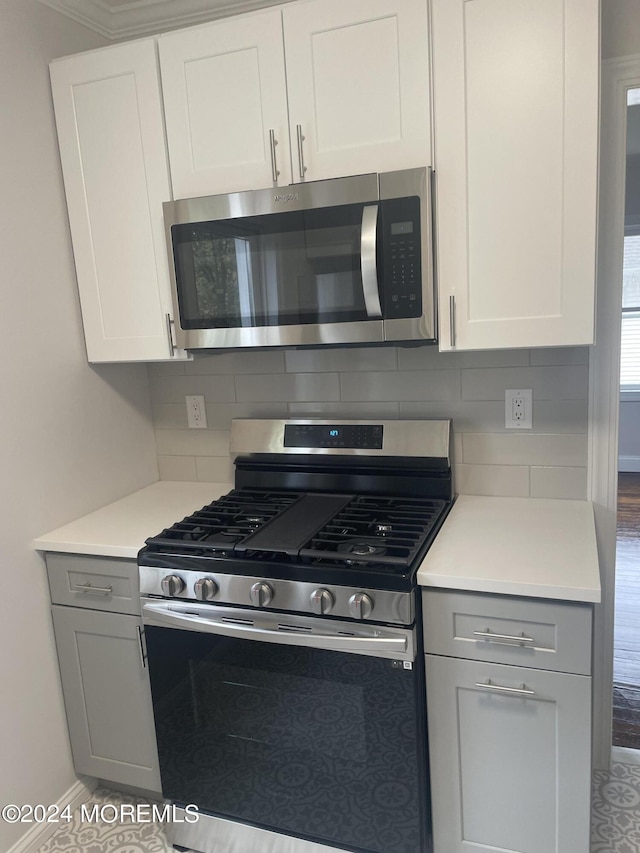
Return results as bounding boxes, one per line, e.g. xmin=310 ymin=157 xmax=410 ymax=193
xmin=336 ymin=540 xmax=388 ymax=558
xmin=238 ymin=514 xmax=268 ymax=526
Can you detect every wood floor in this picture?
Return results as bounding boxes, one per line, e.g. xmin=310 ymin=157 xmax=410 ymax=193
xmin=613 ymin=472 xmax=640 ymax=748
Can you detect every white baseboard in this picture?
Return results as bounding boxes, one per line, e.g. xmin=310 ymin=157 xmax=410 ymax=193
xmin=618 ymin=455 xmax=640 ymax=472
xmin=6 ymin=777 xmax=96 ymax=853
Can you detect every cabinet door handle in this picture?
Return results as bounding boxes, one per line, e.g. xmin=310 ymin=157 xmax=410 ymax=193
xmin=475 ymin=679 xmax=535 ymax=697
xmin=296 ymin=124 xmax=307 ymax=179
xmin=449 ymin=295 xmax=456 ymax=347
xmin=473 ymin=629 xmax=535 ymax=645
xmin=269 ymin=129 xmax=280 ymax=183
xmin=165 ymin=313 xmax=175 ymax=358
xmin=136 ymin=624 xmax=147 ymax=670
xmin=72 ymin=582 xmax=113 ymax=596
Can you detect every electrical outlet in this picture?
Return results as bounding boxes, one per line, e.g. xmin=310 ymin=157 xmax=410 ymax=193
xmin=505 ymin=389 xmax=532 ymax=429
xmin=186 ymin=395 xmax=207 ymax=429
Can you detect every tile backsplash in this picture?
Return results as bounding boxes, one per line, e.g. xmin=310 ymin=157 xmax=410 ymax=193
xmin=148 ymin=345 xmax=589 ymax=500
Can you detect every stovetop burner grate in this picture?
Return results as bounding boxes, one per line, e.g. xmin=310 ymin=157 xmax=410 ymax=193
xmin=149 ymin=489 xmax=302 ymax=550
xmin=144 ymin=489 xmax=447 ymax=575
xmin=299 ymin=494 xmax=446 ymax=566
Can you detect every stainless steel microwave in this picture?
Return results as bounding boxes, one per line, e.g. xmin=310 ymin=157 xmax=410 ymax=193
xmin=163 ymin=167 xmax=435 ymax=351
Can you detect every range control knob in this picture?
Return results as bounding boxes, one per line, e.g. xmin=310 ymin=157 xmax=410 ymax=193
xmin=161 ymin=574 xmax=185 ymax=597
xmin=310 ymin=588 xmax=334 ymax=615
xmin=250 ymin=582 xmax=274 ymax=607
xmin=349 ymin=592 xmax=374 ymax=620
xmin=194 ymin=577 xmax=218 ymax=601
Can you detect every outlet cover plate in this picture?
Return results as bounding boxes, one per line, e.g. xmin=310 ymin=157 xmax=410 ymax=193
xmin=505 ymin=389 xmax=533 ymax=429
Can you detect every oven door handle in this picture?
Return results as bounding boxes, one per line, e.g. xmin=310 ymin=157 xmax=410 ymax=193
xmin=142 ymin=602 xmax=408 ymax=657
xmin=360 ymin=204 xmax=383 ymax=318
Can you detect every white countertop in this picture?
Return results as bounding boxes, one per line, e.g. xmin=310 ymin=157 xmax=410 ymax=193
xmin=35 ymin=485 xmax=602 ymax=603
xmin=417 ymin=494 xmax=601 ymax=603
xmin=34 ymin=481 xmax=232 ymax=559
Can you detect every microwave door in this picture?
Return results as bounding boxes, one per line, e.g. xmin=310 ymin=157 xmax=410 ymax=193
xmin=169 ymin=201 xmax=384 ymax=349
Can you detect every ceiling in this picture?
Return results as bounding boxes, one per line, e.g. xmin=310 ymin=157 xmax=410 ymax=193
xmin=38 ymin=0 xmax=287 ymax=39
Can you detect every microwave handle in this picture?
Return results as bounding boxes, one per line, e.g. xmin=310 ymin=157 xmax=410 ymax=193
xmin=360 ymin=204 xmax=383 ymax=318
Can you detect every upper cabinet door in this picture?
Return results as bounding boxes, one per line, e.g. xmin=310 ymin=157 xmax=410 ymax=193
xmin=159 ymin=10 xmax=292 ymax=199
xmin=282 ymin=0 xmax=431 ymax=182
xmin=50 ymin=40 xmax=182 ymax=362
xmin=433 ymin=0 xmax=599 ymax=351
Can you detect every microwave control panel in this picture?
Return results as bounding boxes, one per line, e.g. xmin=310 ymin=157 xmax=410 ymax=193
xmin=381 ymin=197 xmax=423 ymax=319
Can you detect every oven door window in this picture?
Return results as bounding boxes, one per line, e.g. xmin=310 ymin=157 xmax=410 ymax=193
xmin=170 ymin=204 xmax=377 ymax=329
xmin=145 ymin=626 xmax=428 ymax=853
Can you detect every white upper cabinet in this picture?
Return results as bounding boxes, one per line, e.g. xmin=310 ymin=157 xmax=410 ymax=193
xmin=160 ymin=0 xmax=431 ymax=199
xmin=282 ymin=0 xmax=431 ymax=182
xmin=159 ymin=10 xmax=292 ymax=199
xmin=432 ymin=0 xmax=599 ymax=351
xmin=50 ymin=40 xmax=187 ymax=362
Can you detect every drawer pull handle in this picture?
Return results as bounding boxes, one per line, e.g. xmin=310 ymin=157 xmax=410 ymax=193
xmin=73 ymin=582 xmax=113 ymax=596
xmin=475 ymin=679 xmax=536 ymax=697
xmin=473 ymin=629 xmax=534 ymax=645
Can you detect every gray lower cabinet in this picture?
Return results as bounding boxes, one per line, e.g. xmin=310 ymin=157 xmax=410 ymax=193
xmin=423 ymin=589 xmax=593 ymax=853
xmin=48 ymin=555 xmax=161 ymax=793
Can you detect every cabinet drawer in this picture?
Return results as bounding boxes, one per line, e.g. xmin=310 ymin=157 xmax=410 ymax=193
xmin=47 ymin=553 xmax=139 ymax=615
xmin=422 ymin=589 xmax=591 ymax=675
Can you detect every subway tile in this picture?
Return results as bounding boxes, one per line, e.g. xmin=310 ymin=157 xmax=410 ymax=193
xmin=152 ymin=403 xmax=188 ymax=430
xmin=533 ymin=400 xmax=589 ymax=433
xmin=453 ymin=431 xmax=463 ymax=465
xmin=153 ymin=401 xmax=293 ymax=431
xmin=157 ymin=455 xmax=197 ymax=481
xmin=461 ymin=365 xmax=588 ymax=401
xmin=461 ymin=433 xmax=588 ymax=467
xmin=398 ymin=399 xmax=588 ymax=434
xmin=532 ymin=366 xmax=589 ymax=399
xmin=146 ymin=361 xmax=187 ymax=378
xmin=529 ymin=347 xmax=590 ymax=366
xmin=399 ymin=401 xmax=501 ymax=432
xmin=398 ymin=347 xmax=529 ymax=371
xmin=204 ymin=402 xmax=289 ymax=429
xmin=461 ymin=367 xmax=533 ymax=401
xmin=285 ymin=347 xmax=397 ymax=373
xmin=186 ymin=350 xmax=284 ymax=375
xmin=195 ymin=456 xmax=235 ymax=484
xmin=530 ymin=466 xmax=588 ymax=499
xmin=454 ymin=464 xmax=530 ymax=497
xmin=287 ymin=402 xmax=400 ymax=419
xmin=149 ymin=374 xmax=236 ymax=404
xmin=235 ymin=373 xmax=340 ymax=403
xmin=154 ymin=429 xmax=230 ymax=457
xmin=340 ymin=370 xmax=460 ymax=402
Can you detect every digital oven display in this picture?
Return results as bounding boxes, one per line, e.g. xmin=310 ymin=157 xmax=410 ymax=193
xmin=283 ymin=424 xmax=384 ymax=449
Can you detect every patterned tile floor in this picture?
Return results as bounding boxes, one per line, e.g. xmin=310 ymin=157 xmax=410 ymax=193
xmin=592 ymin=761 xmax=640 ymax=852
xmin=36 ymin=787 xmax=172 ymax=853
xmin=32 ymin=763 xmax=640 ymax=853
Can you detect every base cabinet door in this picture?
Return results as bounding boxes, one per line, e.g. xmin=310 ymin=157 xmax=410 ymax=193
xmin=432 ymin=0 xmax=599 ymax=350
xmin=52 ymin=605 xmax=161 ymax=792
xmin=425 ymin=655 xmax=591 ymax=853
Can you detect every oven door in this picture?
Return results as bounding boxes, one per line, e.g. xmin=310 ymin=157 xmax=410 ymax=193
xmin=142 ymin=600 xmax=429 ymax=853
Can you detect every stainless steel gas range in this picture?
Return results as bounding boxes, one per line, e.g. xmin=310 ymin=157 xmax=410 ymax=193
xmin=138 ymin=419 xmax=453 ymax=853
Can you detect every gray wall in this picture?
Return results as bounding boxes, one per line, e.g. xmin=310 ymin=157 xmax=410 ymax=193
xmin=0 ymin=2 xmax=159 ymax=849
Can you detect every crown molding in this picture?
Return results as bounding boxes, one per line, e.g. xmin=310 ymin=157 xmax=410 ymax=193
xmin=38 ymin=0 xmax=287 ymax=39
